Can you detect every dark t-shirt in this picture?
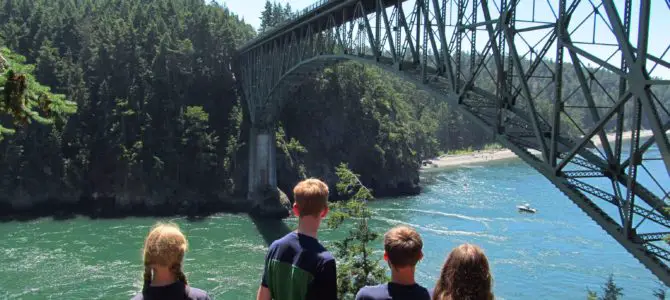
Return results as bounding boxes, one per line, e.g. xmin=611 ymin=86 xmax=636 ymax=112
xmin=261 ymin=231 xmax=337 ymax=300
xmin=355 ymin=282 xmax=431 ymax=300
xmin=131 ymin=281 xmax=210 ymax=300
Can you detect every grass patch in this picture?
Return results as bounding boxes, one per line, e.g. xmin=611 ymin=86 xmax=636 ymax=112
xmin=483 ymin=143 xmax=504 ymax=151
xmin=441 ymin=143 xmax=506 ymax=156
xmin=446 ymin=146 xmax=474 ymax=155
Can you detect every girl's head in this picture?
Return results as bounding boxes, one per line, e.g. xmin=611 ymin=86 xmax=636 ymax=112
xmin=433 ymin=243 xmax=493 ymax=300
xmin=142 ymin=223 xmax=189 ymax=285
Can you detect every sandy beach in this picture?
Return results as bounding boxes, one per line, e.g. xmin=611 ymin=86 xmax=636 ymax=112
xmin=421 ymin=130 xmax=655 ymax=171
xmin=420 ymin=149 xmax=520 ymax=171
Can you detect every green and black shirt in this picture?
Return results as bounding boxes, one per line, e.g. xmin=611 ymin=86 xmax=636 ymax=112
xmin=261 ymin=231 xmax=337 ymax=300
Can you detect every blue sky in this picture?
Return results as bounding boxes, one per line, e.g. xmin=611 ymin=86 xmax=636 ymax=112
xmin=219 ymin=0 xmax=669 ymax=79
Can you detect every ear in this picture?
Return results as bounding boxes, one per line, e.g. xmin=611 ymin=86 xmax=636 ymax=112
xmin=292 ymin=203 xmax=300 ymax=217
xmin=320 ymin=206 xmax=329 ymax=218
xmin=419 ymin=251 xmax=424 ymax=261
xmin=383 ymin=252 xmax=389 ymax=262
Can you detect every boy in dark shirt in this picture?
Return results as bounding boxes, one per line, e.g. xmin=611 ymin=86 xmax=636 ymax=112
xmin=356 ymin=226 xmax=430 ymax=300
xmin=256 ymin=178 xmax=337 ymax=300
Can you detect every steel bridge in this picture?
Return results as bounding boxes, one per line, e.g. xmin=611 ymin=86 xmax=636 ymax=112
xmin=235 ymin=0 xmax=670 ymax=284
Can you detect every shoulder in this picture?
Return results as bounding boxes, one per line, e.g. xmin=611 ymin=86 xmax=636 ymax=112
xmin=355 ymin=284 xmax=388 ymax=299
xmin=187 ymin=286 xmax=211 ymax=300
xmin=130 ymin=293 xmax=143 ymax=300
xmin=269 ymin=232 xmax=297 ymax=249
xmin=319 ymin=249 xmax=335 ymax=263
xmin=313 ymin=238 xmax=333 ymax=260
xmin=416 ymin=284 xmax=431 ymax=299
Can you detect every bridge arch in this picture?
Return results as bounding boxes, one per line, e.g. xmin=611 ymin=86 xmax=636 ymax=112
xmin=235 ymin=0 xmax=670 ymax=284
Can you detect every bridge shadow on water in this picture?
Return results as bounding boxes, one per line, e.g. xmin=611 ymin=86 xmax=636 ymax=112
xmin=250 ymin=215 xmax=292 ymax=246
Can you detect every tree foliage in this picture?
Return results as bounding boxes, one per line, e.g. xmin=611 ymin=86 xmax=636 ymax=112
xmin=654 ymin=284 xmax=667 ymax=300
xmin=327 ymin=163 xmax=388 ymax=300
xmin=278 ymin=61 xmax=443 ymax=196
xmin=0 ymin=47 xmax=76 ymax=140
xmin=2 ymin=0 xmax=667 ymax=214
xmin=0 ymin=0 xmax=254 ymax=211
xmin=258 ymin=0 xmax=293 ymax=33
xmin=587 ymin=274 xmax=624 ymax=300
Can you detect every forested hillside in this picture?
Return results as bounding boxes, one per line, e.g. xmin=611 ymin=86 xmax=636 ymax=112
xmin=0 ymin=0 xmax=255 ymax=214
xmin=0 ymin=0 xmax=667 ymax=216
xmin=259 ymin=2 xmax=489 ymax=197
xmin=0 ymin=0 xmax=448 ymax=215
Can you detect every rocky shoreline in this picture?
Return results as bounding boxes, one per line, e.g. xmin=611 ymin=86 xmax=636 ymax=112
xmin=0 ymin=178 xmax=418 ymax=221
xmin=0 ymin=194 xmax=252 ymax=221
xmin=3 ymin=130 xmax=654 ymax=220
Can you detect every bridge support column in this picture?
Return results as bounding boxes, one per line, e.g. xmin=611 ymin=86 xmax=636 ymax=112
xmin=247 ymin=123 xmax=287 ymax=217
xmin=248 ymin=125 xmax=277 ymax=201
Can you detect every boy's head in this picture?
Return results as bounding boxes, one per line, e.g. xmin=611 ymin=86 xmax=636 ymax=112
xmin=383 ymin=226 xmax=424 ymax=269
xmin=292 ymin=178 xmax=329 ymax=218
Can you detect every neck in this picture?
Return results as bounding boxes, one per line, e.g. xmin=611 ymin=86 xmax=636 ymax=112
xmin=150 ymin=267 xmax=177 ymax=287
xmin=296 ymin=216 xmax=320 ymax=238
xmin=390 ymin=266 xmax=416 ymax=286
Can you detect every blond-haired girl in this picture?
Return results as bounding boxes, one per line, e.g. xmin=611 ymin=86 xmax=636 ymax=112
xmin=131 ymin=223 xmax=210 ymax=300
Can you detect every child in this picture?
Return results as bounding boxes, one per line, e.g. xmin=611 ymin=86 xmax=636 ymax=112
xmin=432 ymin=243 xmax=494 ymax=300
xmin=356 ymin=225 xmax=430 ymax=300
xmin=257 ymin=178 xmax=337 ymax=300
xmin=132 ymin=223 xmax=210 ymax=300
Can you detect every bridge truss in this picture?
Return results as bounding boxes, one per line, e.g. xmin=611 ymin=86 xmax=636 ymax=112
xmin=236 ymin=0 xmax=670 ymax=284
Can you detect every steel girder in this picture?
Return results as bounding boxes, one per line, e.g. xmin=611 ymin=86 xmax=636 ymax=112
xmin=236 ymin=0 xmax=670 ymax=284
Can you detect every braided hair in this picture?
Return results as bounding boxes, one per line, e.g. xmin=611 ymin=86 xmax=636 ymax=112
xmin=141 ymin=223 xmax=189 ymax=288
xmin=143 ymin=265 xmax=152 ymax=288
xmin=171 ymin=262 xmax=188 ymax=285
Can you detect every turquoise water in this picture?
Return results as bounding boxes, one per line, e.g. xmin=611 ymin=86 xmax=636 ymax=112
xmin=0 ymin=151 xmax=666 ymax=299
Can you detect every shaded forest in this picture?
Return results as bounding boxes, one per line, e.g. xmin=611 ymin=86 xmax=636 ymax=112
xmin=0 ymin=0 xmax=667 ymax=216
xmin=0 ymin=0 xmax=255 ymax=215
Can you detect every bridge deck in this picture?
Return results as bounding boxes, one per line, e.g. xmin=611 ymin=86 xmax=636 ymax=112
xmin=239 ymin=0 xmax=398 ymax=53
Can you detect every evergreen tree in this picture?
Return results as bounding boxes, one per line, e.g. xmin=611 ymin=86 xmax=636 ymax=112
xmin=0 ymin=46 xmax=76 ymax=140
xmin=0 ymin=0 xmax=254 ymax=210
xmin=271 ymin=2 xmax=283 ymax=27
xmin=654 ymin=284 xmax=667 ymax=300
xmin=284 ymin=3 xmax=293 ymax=20
xmin=587 ymin=274 xmax=624 ymax=300
xmin=1 ymin=0 xmax=666 ymax=216
xmin=327 ymin=163 xmax=388 ymax=300
xmin=601 ymin=274 xmax=624 ymax=300
xmin=259 ymin=1 xmax=273 ymax=33
xmin=259 ymin=1 xmax=294 ymax=34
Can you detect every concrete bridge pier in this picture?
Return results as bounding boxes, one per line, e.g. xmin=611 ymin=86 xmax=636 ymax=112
xmin=247 ymin=123 xmax=287 ymax=217
xmin=247 ymin=125 xmax=276 ymax=200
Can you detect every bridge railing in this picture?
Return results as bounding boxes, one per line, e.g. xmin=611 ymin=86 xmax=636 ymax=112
xmin=241 ymin=0 xmax=334 ymax=52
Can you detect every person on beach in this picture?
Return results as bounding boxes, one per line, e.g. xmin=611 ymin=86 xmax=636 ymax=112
xmin=355 ymin=225 xmax=430 ymax=300
xmin=256 ymin=178 xmax=337 ymax=300
xmin=132 ymin=222 xmax=210 ymax=300
xmin=432 ymin=243 xmax=494 ymax=300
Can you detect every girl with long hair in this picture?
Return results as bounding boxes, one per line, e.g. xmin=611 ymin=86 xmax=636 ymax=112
xmin=131 ymin=222 xmax=210 ymax=300
xmin=432 ymin=243 xmax=494 ymax=300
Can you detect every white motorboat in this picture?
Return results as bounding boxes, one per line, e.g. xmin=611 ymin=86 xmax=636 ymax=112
xmin=517 ymin=203 xmax=537 ymax=213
